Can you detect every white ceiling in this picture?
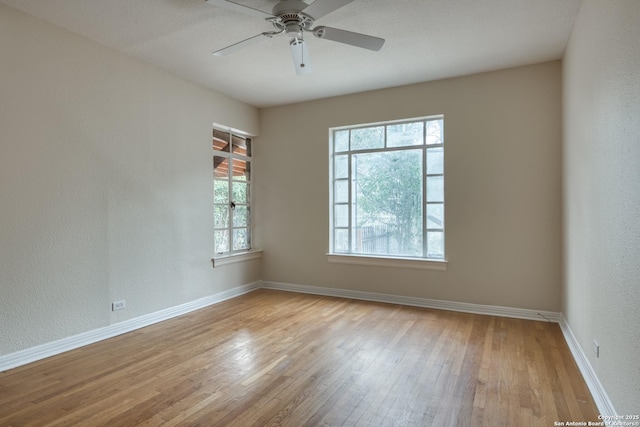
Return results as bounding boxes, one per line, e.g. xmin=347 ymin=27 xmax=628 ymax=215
xmin=1 ymin=0 xmax=582 ymax=108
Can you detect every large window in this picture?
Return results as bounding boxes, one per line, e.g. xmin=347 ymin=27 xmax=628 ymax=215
xmin=213 ymin=128 xmax=252 ymax=255
xmin=330 ymin=116 xmax=444 ymax=260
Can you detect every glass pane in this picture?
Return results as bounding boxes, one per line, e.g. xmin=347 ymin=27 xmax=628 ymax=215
xmin=213 ymin=129 xmax=231 ymax=152
xmin=213 ymin=156 xmax=229 ymax=178
xmin=214 ymin=180 xmax=229 ymax=203
xmin=427 ymin=231 xmax=444 ymax=258
xmin=232 ymin=182 xmax=249 ymax=204
xmin=233 ymin=228 xmax=250 ymax=250
xmin=231 ymin=159 xmax=250 ymax=181
xmin=334 ymin=130 xmax=349 ymax=152
xmin=214 ymin=204 xmax=229 ymax=228
xmin=334 ymin=228 xmax=349 ymax=252
xmin=233 ymin=206 xmax=250 ymax=227
xmin=426 ymin=176 xmax=444 ymax=202
xmin=426 ymin=119 xmax=443 ymax=145
xmin=334 ymin=180 xmax=348 ymax=203
xmin=232 ymin=135 xmax=250 ymax=156
xmin=334 ymin=155 xmax=348 ymax=179
xmin=426 ymin=203 xmax=444 ymax=229
xmin=353 ymin=149 xmax=423 ymax=257
xmin=215 ymin=230 xmax=229 ymax=253
xmin=387 ymin=122 xmax=424 ymax=147
xmin=351 ymin=126 xmax=384 ymax=150
xmin=335 ymin=204 xmax=349 ymax=227
xmin=426 ymin=147 xmax=444 ymax=175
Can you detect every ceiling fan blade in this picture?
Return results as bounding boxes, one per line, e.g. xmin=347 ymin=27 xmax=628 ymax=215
xmin=290 ymin=38 xmax=313 ymax=75
xmin=302 ymin=0 xmax=354 ymax=20
xmin=313 ymin=26 xmax=385 ymax=51
xmin=213 ymin=33 xmax=271 ymax=56
xmin=205 ymin=0 xmax=274 ymax=20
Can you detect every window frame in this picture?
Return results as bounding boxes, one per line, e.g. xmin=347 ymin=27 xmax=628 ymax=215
xmin=328 ymin=116 xmax=447 ymax=268
xmin=213 ymin=126 xmax=253 ymax=257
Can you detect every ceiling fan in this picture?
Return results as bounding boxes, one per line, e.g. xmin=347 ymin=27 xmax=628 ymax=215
xmin=205 ymin=0 xmax=385 ymax=75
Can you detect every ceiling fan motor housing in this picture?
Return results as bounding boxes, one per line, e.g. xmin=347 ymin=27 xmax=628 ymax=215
xmin=271 ymin=0 xmax=314 ymax=37
xmin=271 ymin=0 xmax=308 ymax=16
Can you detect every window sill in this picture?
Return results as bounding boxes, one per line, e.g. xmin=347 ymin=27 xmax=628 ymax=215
xmin=326 ymin=253 xmax=447 ymax=271
xmin=212 ymin=250 xmax=263 ymax=268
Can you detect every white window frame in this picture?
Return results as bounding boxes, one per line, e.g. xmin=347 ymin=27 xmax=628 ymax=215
xmin=212 ymin=126 xmax=254 ymax=258
xmin=328 ymin=116 xmax=447 ymax=270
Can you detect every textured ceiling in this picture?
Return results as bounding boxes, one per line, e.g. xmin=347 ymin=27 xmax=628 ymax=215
xmin=0 ymin=0 xmax=582 ymax=107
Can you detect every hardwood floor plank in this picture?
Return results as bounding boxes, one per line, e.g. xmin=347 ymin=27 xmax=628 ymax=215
xmin=0 ymin=289 xmax=599 ymax=426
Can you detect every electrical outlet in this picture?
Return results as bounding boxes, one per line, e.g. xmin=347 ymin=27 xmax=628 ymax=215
xmin=593 ymin=340 xmax=599 ymax=358
xmin=112 ymin=300 xmax=126 ymax=311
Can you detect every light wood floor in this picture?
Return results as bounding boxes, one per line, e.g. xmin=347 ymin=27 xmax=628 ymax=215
xmin=1 ymin=289 xmax=599 ymax=426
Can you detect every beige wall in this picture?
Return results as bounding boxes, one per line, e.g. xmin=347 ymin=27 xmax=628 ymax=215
xmin=256 ymin=61 xmax=563 ymax=311
xmin=0 ymin=4 xmax=260 ymax=356
xmin=562 ymin=0 xmax=640 ymax=414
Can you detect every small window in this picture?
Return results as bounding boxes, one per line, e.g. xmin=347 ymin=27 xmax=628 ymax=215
xmin=329 ymin=116 xmax=445 ymax=260
xmin=213 ymin=128 xmax=252 ymax=255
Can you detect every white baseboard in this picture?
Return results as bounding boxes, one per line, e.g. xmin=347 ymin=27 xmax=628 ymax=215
xmin=2 ymin=278 xmax=616 ymax=420
xmin=260 ymin=280 xmax=561 ymax=322
xmin=558 ymin=315 xmax=617 ymax=417
xmin=0 ymin=281 xmax=260 ymax=372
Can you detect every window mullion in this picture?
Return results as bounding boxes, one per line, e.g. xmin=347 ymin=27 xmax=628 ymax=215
xmin=228 ymin=158 xmax=234 ymax=253
xmin=347 ymin=133 xmax=353 ymax=253
xmin=422 ymin=121 xmax=428 ymax=257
